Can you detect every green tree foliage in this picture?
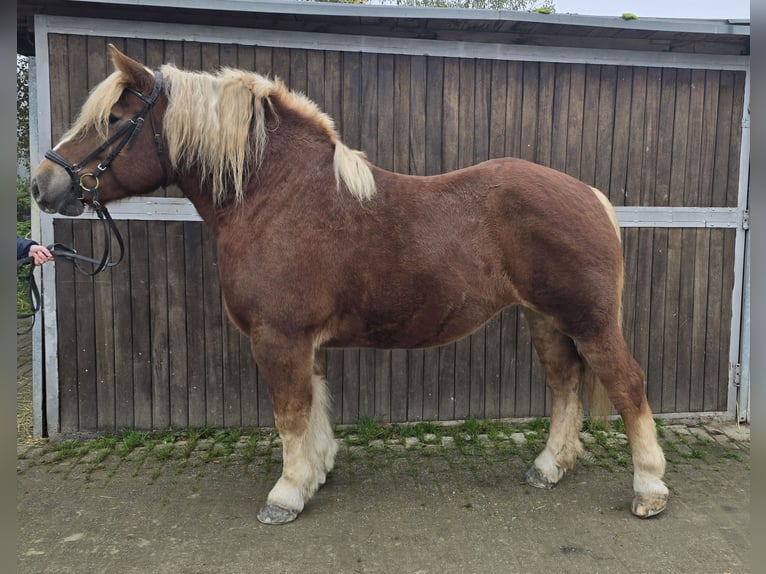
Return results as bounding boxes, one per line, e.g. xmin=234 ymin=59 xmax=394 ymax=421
xmin=313 ymin=0 xmax=554 ymax=11
xmin=17 ymin=56 xmax=30 ymax=174
xmin=378 ymin=0 xmax=553 ymax=9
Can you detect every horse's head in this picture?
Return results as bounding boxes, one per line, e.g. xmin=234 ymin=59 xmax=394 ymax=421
xmin=32 ymin=45 xmax=168 ymax=216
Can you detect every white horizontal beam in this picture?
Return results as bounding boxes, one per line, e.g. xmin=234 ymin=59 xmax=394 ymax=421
xmin=53 ymin=197 xmax=742 ymax=228
xmin=614 ymin=206 xmax=740 ymax=228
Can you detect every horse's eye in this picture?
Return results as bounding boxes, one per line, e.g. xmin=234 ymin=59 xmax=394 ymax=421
xmin=108 ymin=114 xmax=120 ymax=126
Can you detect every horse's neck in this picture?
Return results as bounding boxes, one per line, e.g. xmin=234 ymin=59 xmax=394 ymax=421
xmin=175 ymin=107 xmax=339 ymax=232
xmin=177 ymin=177 xmax=223 ymax=232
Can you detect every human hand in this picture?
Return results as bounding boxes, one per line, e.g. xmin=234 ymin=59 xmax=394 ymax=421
xmin=29 ymin=244 xmax=53 ymax=266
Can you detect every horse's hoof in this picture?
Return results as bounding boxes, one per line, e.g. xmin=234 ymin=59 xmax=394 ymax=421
xmin=257 ymin=503 xmax=299 ymax=525
xmin=631 ymin=492 xmax=668 ymax=518
xmin=525 ymin=466 xmax=556 ymax=489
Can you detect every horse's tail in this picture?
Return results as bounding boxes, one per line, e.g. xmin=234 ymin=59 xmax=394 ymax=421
xmin=582 ymin=360 xmax=613 ymax=425
xmin=581 ymin=186 xmax=623 ymax=425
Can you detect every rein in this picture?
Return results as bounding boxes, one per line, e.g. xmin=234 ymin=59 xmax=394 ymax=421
xmin=20 ymin=70 xmax=167 ymax=330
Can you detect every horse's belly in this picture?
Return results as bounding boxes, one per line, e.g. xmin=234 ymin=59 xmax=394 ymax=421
xmin=324 ymin=295 xmax=506 ymax=350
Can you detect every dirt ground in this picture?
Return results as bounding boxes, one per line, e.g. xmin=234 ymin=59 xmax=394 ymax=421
xmin=16 ymin=329 xmax=751 ymax=574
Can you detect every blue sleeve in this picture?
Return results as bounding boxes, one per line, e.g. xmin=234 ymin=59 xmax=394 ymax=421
xmin=17 ymin=238 xmax=37 ymax=260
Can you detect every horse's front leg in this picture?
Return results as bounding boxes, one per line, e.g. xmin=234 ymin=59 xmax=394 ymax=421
xmin=251 ymin=335 xmax=337 ymax=525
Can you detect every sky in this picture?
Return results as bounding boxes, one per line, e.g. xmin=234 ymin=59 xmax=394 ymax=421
xmin=552 ymin=0 xmax=750 ymax=20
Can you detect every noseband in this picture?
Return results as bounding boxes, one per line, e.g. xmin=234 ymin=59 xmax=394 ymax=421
xmin=43 ymin=69 xmax=167 ymax=275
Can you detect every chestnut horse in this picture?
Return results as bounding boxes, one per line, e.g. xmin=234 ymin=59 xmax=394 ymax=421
xmin=32 ymin=45 xmax=668 ymax=524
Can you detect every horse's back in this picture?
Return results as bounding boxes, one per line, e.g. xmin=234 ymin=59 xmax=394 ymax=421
xmin=363 ymin=158 xmax=624 ymax=341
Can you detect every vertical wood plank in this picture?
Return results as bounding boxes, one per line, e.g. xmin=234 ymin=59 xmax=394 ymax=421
xmin=499 ymin=309 xmax=517 ymax=418
xmin=488 ymin=59 xmax=507 ymax=160
xmin=55 ymin=220 xmax=79 ymax=433
xmin=579 ymin=64 xmax=600 ymax=184
xmin=166 ymin=220 xmax=188 ymax=428
xmin=632 ymin=68 xmax=661 ymax=389
xmin=129 ymin=222 xmax=153 ymax=429
xmin=609 ymin=66 xmax=633 ymax=206
xmin=594 ymin=65 xmax=616 ymax=195
xmin=48 ymin=35 xmax=71 ymax=141
xmin=112 ymin=221 xmax=134 ymax=429
xmin=521 ymin=61 xmax=539 ymax=164
xmin=646 ymin=67 xmax=676 ymax=410
xmin=564 ymin=63 xmax=584 ymax=179
xmin=147 ymin=219 xmax=170 ymax=430
xmin=202 ymin=230 xmax=224 ymax=428
xmin=550 ymin=63 xmax=571 ymax=173
xmin=660 ymin=69 xmax=690 ymax=412
xmin=306 ymin=50 xmax=326 ymax=109
xmin=289 ymin=48 xmax=307 ymax=93
xmin=504 ymin=61 xmax=523 ymax=158
xmin=184 ymin=222 xmax=206 ymax=426
xmin=674 ymin=68 xmax=705 ymax=412
xmin=621 ymin=67 xmax=646 ymax=364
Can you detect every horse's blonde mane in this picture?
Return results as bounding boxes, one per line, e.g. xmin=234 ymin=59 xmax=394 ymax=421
xmin=65 ymin=64 xmax=376 ymax=204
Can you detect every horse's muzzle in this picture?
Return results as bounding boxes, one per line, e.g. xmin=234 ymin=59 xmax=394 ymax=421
xmin=31 ymin=175 xmax=86 ymax=217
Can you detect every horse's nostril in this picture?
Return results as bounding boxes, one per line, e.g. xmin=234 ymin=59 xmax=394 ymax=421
xmin=31 ymin=178 xmax=40 ymax=201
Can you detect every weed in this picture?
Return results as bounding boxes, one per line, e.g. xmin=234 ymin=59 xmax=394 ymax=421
xmin=92 ymin=435 xmax=118 ymax=450
xmin=526 ymin=418 xmax=551 ymax=433
xmin=85 ymin=451 xmax=111 ymax=470
xmin=722 ymin=450 xmax=743 ymax=463
xmin=581 ymin=418 xmax=607 ymax=434
xmin=52 ymin=439 xmax=80 ymax=460
xmin=690 ymin=448 xmax=706 ymax=460
xmin=460 ymin=418 xmax=483 ymax=439
xmin=117 ymin=431 xmax=149 ymax=458
xmin=395 ymin=421 xmax=441 ymax=441
xmin=153 ymin=444 xmax=175 ymax=461
xmin=354 ymin=417 xmax=392 ymax=443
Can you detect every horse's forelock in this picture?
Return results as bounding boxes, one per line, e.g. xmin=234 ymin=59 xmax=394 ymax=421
xmin=64 ymin=71 xmax=131 ymax=142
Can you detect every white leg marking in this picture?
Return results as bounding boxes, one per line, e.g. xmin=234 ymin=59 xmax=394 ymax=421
xmin=533 ymin=448 xmax=565 ymax=484
xmin=634 ymin=470 xmax=669 ymax=496
xmin=266 ymin=373 xmax=336 ymax=512
xmin=630 ymin=413 xmax=667 ymax=495
xmin=534 ymin=387 xmax=583 ymax=483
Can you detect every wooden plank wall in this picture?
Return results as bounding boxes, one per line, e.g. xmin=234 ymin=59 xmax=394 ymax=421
xmin=48 ymin=34 xmax=744 ymax=433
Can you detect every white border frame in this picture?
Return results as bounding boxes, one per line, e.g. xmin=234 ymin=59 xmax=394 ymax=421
xmin=31 ymin=14 xmax=750 ymax=435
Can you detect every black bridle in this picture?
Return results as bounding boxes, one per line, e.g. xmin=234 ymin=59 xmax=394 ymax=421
xmin=43 ymin=69 xmax=167 ymax=276
xmin=19 ymin=70 xmax=167 ymax=332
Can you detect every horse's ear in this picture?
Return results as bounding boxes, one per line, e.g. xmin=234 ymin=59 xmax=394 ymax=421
xmin=108 ymin=43 xmax=154 ymax=93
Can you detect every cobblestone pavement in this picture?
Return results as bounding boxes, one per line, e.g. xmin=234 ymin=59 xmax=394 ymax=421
xmin=16 ymin=321 xmax=751 ymax=573
xmin=17 ymin=418 xmax=750 ymax=574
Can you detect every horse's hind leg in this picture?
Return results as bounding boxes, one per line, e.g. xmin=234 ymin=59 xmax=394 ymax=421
xmin=575 ymin=329 xmax=668 ymax=518
xmin=250 ymin=335 xmax=338 ymax=525
xmin=523 ymin=309 xmax=586 ymax=489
